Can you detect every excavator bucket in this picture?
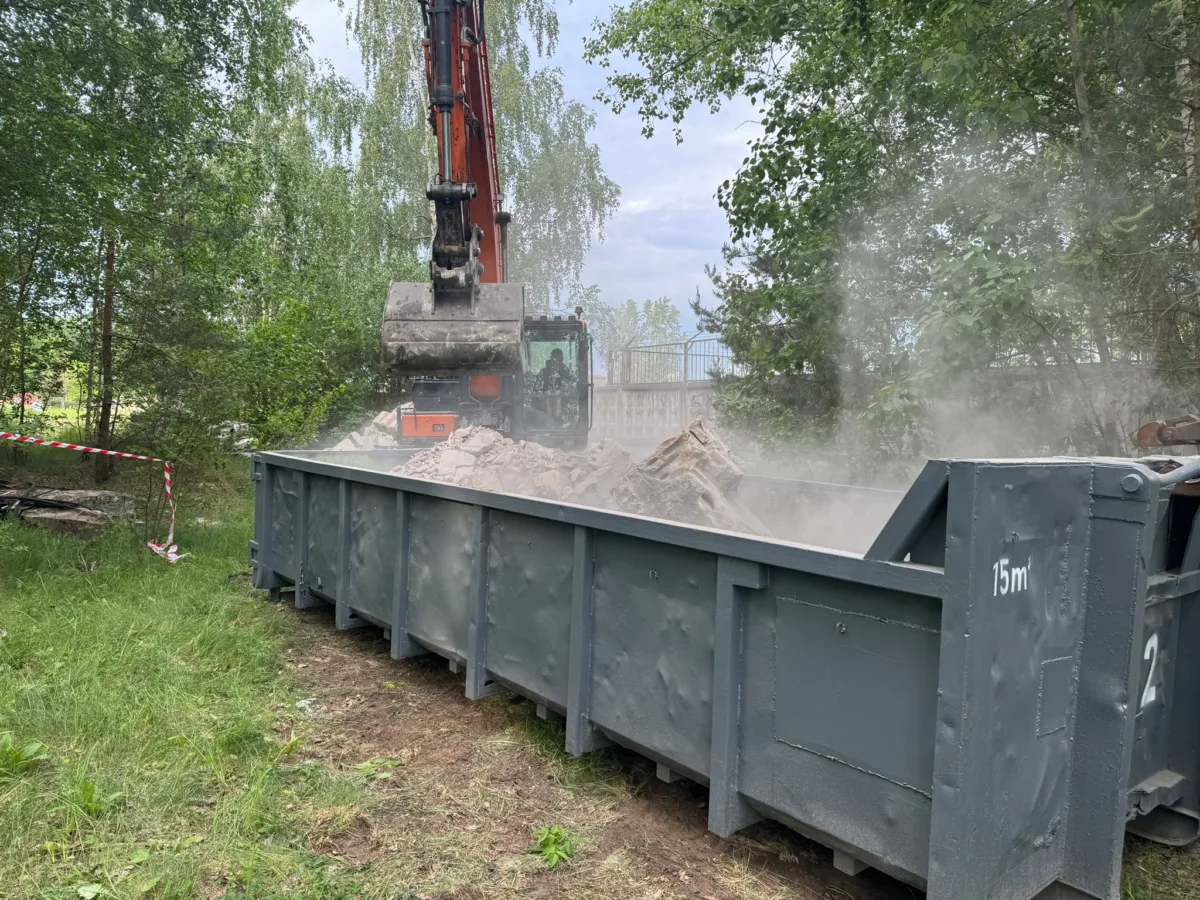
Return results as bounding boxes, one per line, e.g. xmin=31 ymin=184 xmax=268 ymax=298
xmin=382 ymin=282 xmax=524 ymax=376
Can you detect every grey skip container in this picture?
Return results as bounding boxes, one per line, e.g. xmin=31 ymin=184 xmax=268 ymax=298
xmin=249 ymin=450 xmax=1200 ymax=900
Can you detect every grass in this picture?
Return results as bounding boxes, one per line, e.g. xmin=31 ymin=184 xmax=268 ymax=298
xmin=1124 ymin=837 xmax=1200 ymax=899
xmin=0 ymin=462 xmax=372 ymax=900
xmin=507 ymin=704 xmax=631 ymax=799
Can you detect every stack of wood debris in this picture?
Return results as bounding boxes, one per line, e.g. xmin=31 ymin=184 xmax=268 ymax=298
xmin=0 ymin=480 xmax=135 ymax=536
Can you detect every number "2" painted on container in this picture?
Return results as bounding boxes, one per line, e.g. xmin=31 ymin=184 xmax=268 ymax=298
xmin=1141 ymin=632 xmax=1160 ymax=710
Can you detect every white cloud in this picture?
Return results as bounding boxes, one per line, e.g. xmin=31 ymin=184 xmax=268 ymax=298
xmin=293 ymin=0 xmax=363 ymax=84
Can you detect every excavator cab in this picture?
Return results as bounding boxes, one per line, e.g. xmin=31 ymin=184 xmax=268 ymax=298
xmin=387 ymin=300 xmax=591 ymax=447
xmin=518 ymin=314 xmax=591 ymax=449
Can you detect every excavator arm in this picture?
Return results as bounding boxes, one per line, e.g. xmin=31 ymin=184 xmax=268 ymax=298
xmin=382 ymin=0 xmax=523 ymax=376
xmin=380 ymin=0 xmax=592 ymax=448
xmin=423 ymin=0 xmax=505 ymax=294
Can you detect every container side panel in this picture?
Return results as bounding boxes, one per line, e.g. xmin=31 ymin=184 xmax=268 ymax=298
xmin=348 ymin=483 xmax=397 ymax=623
xmin=271 ymin=467 xmax=300 ymax=580
xmin=591 ymin=532 xmax=718 ymax=777
xmin=1054 ymin=472 xmax=1155 ymax=899
xmin=929 ymin=463 xmax=1091 ymax=900
xmin=1129 ymin=596 xmax=1178 ymax=788
xmin=772 ymin=573 xmax=941 ymax=793
xmin=739 ymin=574 xmax=934 ymax=884
xmin=407 ymin=495 xmax=476 ymax=658
xmin=1169 ymin=589 xmax=1200 ymax=813
xmin=485 ymin=511 xmax=574 ymax=707
xmin=307 ymin=475 xmax=341 ymax=598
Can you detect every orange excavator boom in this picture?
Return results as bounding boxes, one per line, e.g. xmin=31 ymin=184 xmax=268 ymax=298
xmin=382 ymin=0 xmax=522 ymax=377
xmin=421 ymin=0 xmax=506 ymax=289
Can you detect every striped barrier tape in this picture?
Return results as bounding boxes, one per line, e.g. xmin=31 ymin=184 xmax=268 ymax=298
xmin=1 ymin=432 xmax=185 ymax=562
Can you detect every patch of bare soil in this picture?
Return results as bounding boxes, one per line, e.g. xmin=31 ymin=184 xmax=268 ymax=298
xmin=280 ymin=604 xmax=915 ymax=900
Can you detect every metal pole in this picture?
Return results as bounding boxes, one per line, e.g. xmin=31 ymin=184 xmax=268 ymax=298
xmin=681 ymin=338 xmax=691 ymax=429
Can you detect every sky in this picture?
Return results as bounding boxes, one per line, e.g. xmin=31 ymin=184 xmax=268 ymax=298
xmin=291 ymin=0 xmax=760 ymax=329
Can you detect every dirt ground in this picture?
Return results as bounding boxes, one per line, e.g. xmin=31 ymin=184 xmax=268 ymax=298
xmin=277 ymin=602 xmax=1200 ymax=900
xmin=278 ymin=603 xmax=919 ymax=900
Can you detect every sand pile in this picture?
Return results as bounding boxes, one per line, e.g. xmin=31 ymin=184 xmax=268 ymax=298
xmin=395 ymin=426 xmax=632 ymax=507
xmin=394 ymin=419 xmax=764 ymax=534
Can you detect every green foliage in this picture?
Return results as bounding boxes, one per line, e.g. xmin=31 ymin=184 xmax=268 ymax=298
xmin=590 ymin=0 xmax=1200 ymax=459
xmin=588 ymin=296 xmax=685 ymax=360
xmin=526 ymin=824 xmax=575 ymax=868
xmin=352 ymin=757 xmax=403 ymax=780
xmin=62 ymin=778 xmax=127 ymax=822
xmin=0 ymin=732 xmax=51 ymax=780
xmin=1 ymin=0 xmax=616 ymax=458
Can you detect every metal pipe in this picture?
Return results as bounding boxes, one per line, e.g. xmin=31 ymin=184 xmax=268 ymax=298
xmin=430 ymin=0 xmax=454 ymax=108
xmin=430 ymin=0 xmax=454 ymax=182
xmin=495 ymin=210 xmax=510 ymax=281
xmin=440 ymin=111 xmax=452 ymax=182
xmin=1156 ymin=456 xmax=1200 ymax=485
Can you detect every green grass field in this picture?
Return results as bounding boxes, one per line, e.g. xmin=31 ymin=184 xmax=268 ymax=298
xmin=0 ymin=464 xmax=374 ymax=899
xmin=0 ymin=452 xmax=1196 ymax=899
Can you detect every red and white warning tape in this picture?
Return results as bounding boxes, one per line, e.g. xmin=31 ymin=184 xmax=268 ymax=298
xmin=1 ymin=432 xmax=185 ymax=562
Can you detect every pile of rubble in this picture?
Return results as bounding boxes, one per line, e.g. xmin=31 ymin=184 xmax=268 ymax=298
xmin=393 ymin=419 xmax=765 ymax=535
xmin=330 ymin=408 xmax=404 ymax=451
xmin=396 ymin=426 xmax=631 ymax=507
xmin=610 ymin=421 xmax=767 ymax=535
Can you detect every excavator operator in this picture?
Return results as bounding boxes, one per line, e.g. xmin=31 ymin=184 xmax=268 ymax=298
xmin=528 ymin=347 xmax=577 ymax=429
xmin=539 ymin=348 xmax=574 ymax=392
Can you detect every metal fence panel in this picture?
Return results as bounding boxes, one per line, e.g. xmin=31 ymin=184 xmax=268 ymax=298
xmin=608 ymin=336 xmax=742 ymax=386
xmin=249 ymin=451 xmax=1200 ymax=900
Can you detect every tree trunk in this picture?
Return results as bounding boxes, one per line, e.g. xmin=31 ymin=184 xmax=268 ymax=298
xmin=95 ymin=233 xmax=116 ymax=482
xmin=84 ymin=239 xmax=101 ymax=441
xmin=1064 ymin=0 xmax=1118 ymax=451
xmin=1173 ymin=0 xmax=1200 ymax=370
xmin=16 ymin=260 xmax=29 ymax=428
xmin=13 ymin=226 xmax=42 ymax=429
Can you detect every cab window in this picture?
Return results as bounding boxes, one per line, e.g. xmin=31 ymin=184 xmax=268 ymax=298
xmin=523 ymin=331 xmax=580 ymax=431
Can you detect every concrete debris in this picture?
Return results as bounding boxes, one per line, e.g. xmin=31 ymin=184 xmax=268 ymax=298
xmin=437 ymin=448 xmax=477 ymax=480
xmin=396 ymin=426 xmax=631 ymax=506
xmin=611 ymin=419 xmax=767 ymax=535
xmin=19 ymin=507 xmax=113 ymax=537
xmin=395 ymin=419 xmax=763 ymax=534
xmin=330 ymin=424 xmax=401 ymax=452
xmin=371 ymin=408 xmax=400 ymax=438
xmin=0 ymin=485 xmax=137 ymax=538
xmin=330 ymin=408 xmax=407 ymax=451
